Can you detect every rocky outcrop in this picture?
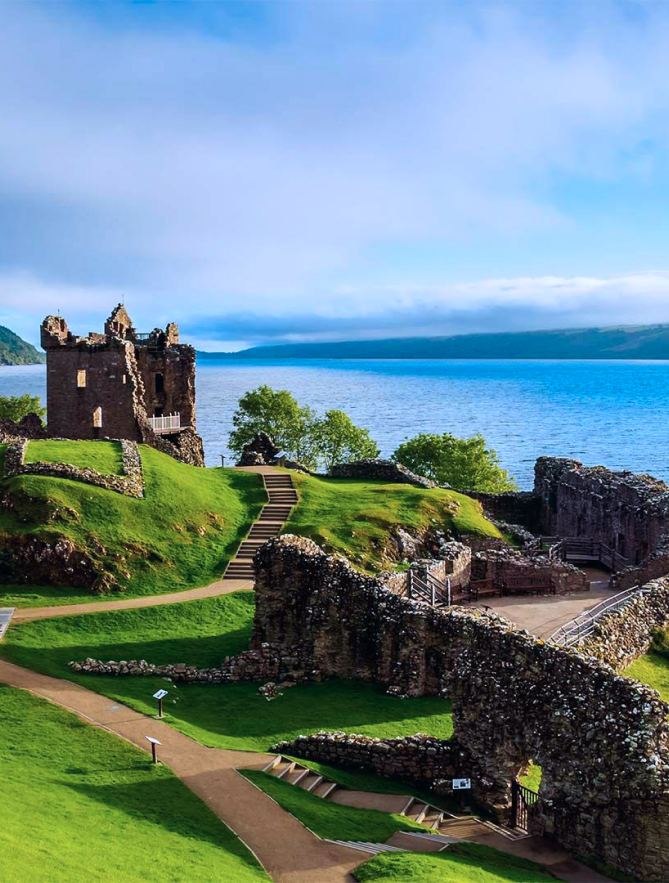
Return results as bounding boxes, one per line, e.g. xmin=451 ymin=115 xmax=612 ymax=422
xmin=0 ymin=413 xmax=47 ymax=443
xmin=0 ymin=534 xmax=119 ymax=593
xmin=238 ymin=432 xmax=280 ymax=466
xmin=3 ymin=438 xmax=145 ymax=498
xmin=328 ymin=458 xmax=436 ymax=488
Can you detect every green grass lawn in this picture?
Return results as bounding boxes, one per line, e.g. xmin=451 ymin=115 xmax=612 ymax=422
xmin=0 ymin=684 xmax=268 ymax=883
xmin=0 ymin=592 xmax=454 ymax=752
xmin=242 ymin=770 xmax=428 ymax=842
xmin=0 ymin=443 xmax=265 ymax=602
xmin=25 ymin=439 xmax=124 ymax=474
xmin=282 ymin=472 xmax=502 ymax=571
xmin=625 ymin=651 xmax=669 ymax=703
xmin=353 ymin=843 xmax=560 ymax=882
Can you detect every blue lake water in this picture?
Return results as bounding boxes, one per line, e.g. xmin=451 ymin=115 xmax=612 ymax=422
xmin=2 ymin=359 xmax=669 ymax=489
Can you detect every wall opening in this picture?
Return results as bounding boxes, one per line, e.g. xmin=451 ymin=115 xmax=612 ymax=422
xmin=155 ymin=373 xmax=164 ymax=393
xmin=92 ymin=406 xmax=102 ymax=428
xmin=77 ymin=369 xmax=87 ymax=388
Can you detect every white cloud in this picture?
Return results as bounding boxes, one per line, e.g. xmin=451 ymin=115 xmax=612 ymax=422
xmin=1 ymin=2 xmax=669 ymax=343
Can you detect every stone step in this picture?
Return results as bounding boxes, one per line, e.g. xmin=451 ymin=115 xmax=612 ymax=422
xmin=313 ymin=780 xmax=338 ymax=799
xmin=285 ymin=767 xmax=311 ymax=786
xmin=297 ymin=774 xmax=323 ymax=792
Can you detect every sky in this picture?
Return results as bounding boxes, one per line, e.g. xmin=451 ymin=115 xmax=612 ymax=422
xmin=3 ymin=0 xmax=669 ymax=350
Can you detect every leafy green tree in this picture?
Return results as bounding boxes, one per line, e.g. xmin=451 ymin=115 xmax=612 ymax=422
xmin=392 ymin=432 xmax=517 ymax=492
xmin=311 ymin=409 xmax=379 ymax=471
xmin=228 ymin=385 xmax=317 ymax=467
xmin=0 ymin=394 xmax=46 ymax=424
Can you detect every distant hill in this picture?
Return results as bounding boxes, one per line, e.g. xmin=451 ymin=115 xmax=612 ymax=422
xmin=198 ymin=324 xmax=669 ymax=360
xmin=0 ymin=325 xmax=44 ymax=365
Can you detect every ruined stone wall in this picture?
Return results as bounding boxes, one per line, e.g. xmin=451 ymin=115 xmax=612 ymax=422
xmin=328 ymin=459 xmax=436 ymax=488
xmin=250 ymin=536 xmax=669 ymax=881
xmin=578 ymin=578 xmax=669 ymax=670
xmin=44 ymin=342 xmax=141 ymax=441
xmin=467 ymin=491 xmax=542 ymax=532
xmin=534 ymin=457 xmax=669 ymax=565
xmin=273 ymin=732 xmax=478 ymax=795
xmin=4 ymin=438 xmax=144 ymax=498
xmin=471 ymin=548 xmax=588 ymax=594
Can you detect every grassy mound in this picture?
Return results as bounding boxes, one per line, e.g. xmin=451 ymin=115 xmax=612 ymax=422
xmin=0 ymin=592 xmax=454 ymax=752
xmin=241 ymin=770 xmax=428 ymax=842
xmin=283 ymin=473 xmax=502 ymax=571
xmin=0 ymin=443 xmax=265 ymax=602
xmin=25 ymin=439 xmax=124 ymax=474
xmin=0 ymin=684 xmax=268 ymax=883
xmin=625 ymin=652 xmax=669 ymax=703
xmin=353 ymin=843 xmax=559 ymax=882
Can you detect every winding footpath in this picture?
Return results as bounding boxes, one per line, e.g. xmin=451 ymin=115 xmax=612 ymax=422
xmin=14 ymin=465 xmax=294 ymax=624
xmin=0 ymin=659 xmax=360 ymax=883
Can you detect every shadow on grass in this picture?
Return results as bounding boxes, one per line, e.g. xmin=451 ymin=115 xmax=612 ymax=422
xmin=61 ymin=775 xmax=262 ymax=868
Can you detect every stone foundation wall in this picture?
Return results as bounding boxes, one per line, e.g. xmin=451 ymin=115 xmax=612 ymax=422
xmin=534 ymin=457 xmax=669 ymax=566
xmin=467 ymin=491 xmax=542 ymax=531
xmin=578 ymin=578 xmax=669 ymax=670
xmin=471 ymin=548 xmax=588 ymax=594
xmin=328 ymin=458 xmax=436 ymax=488
xmin=3 ymin=438 xmax=145 ymax=497
xmin=273 ymin=732 xmax=488 ymax=798
xmin=249 ymin=536 xmax=669 ymax=881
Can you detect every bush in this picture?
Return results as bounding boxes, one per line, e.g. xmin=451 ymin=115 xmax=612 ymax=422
xmin=0 ymin=394 xmax=45 ymax=424
xmin=392 ymin=432 xmax=517 ymax=492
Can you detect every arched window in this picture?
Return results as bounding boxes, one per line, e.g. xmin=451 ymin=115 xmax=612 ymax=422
xmin=92 ymin=406 xmax=102 ymax=428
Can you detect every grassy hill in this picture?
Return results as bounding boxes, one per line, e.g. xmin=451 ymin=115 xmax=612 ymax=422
xmin=0 ymin=684 xmax=268 ymax=883
xmin=0 ymin=441 xmax=266 ymax=604
xmin=199 ymin=322 xmax=669 ymax=360
xmin=0 ymin=325 xmax=44 ymax=365
xmin=282 ymin=472 xmax=501 ymax=571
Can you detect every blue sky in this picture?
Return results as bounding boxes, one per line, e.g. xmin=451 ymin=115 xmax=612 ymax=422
xmin=3 ymin=0 xmax=669 ymax=350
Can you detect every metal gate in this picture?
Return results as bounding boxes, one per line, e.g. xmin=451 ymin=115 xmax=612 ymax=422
xmin=510 ymin=780 xmax=539 ymax=831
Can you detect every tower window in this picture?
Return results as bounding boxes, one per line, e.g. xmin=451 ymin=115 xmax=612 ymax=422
xmin=77 ymin=369 xmax=87 ymax=388
xmin=155 ymin=373 xmax=164 ymax=393
xmin=92 ymin=406 xmax=102 ymax=428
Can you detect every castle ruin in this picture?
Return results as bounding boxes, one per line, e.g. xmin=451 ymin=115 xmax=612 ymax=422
xmin=41 ymin=305 xmax=204 ymax=466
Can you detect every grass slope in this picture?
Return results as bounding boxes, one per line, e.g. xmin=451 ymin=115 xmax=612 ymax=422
xmin=0 ymin=443 xmax=265 ymax=603
xmin=353 ymin=843 xmax=559 ymax=882
xmin=283 ymin=473 xmax=501 ymax=571
xmin=0 ymin=593 xmax=454 ymax=752
xmin=625 ymin=652 xmax=669 ymax=703
xmin=0 ymin=684 xmax=268 ymax=883
xmin=25 ymin=439 xmax=124 ymax=474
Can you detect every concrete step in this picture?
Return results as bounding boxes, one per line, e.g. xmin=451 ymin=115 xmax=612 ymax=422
xmin=313 ymin=780 xmax=338 ymax=799
xmin=285 ymin=767 xmax=311 ymax=786
xmin=298 ymin=774 xmax=323 ymax=792
xmin=405 ymin=801 xmax=428 ymax=822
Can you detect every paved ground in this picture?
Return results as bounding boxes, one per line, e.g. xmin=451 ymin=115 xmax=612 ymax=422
xmin=0 ymin=659 xmax=361 ymax=883
xmin=13 ymin=578 xmax=253 ymax=623
xmin=470 ymin=567 xmax=612 ymax=637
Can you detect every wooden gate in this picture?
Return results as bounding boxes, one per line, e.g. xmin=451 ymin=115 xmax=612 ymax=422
xmin=510 ymin=780 xmax=539 ymax=832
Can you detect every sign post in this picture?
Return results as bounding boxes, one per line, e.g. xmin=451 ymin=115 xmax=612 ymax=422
xmin=452 ymin=778 xmax=472 ymax=791
xmin=145 ymin=735 xmax=162 ymax=764
xmin=153 ymin=689 xmax=168 ymax=718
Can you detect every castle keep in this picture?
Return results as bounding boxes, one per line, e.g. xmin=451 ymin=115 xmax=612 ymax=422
xmin=41 ymin=305 xmax=204 ymax=465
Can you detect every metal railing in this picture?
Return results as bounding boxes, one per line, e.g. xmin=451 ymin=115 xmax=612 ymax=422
xmin=407 ymin=570 xmax=452 ymax=607
xmin=526 ymin=536 xmax=629 ymax=572
xmin=547 ymin=584 xmax=648 ymax=647
xmin=148 ymin=413 xmax=181 ymax=434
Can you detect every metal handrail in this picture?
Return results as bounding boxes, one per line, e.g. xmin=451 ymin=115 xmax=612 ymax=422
xmin=547 ymin=584 xmax=648 ymax=646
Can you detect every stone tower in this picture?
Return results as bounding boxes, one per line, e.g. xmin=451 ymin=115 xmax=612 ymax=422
xmin=40 ymin=305 xmax=204 ymax=466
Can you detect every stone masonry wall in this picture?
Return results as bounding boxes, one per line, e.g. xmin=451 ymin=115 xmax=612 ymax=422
xmin=3 ymin=438 xmax=144 ymax=498
xmin=534 ymin=456 xmax=669 ymax=565
xmin=471 ymin=548 xmax=588 ymax=594
xmin=249 ymin=536 xmax=669 ymax=881
xmin=578 ymin=578 xmax=669 ymax=670
xmin=328 ymin=458 xmax=436 ymax=488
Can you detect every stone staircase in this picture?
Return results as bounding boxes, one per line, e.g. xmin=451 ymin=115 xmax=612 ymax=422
xmin=260 ymin=754 xmax=522 ymax=846
xmin=224 ymin=472 xmax=298 ymax=580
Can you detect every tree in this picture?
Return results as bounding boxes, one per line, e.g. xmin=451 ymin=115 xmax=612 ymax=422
xmin=311 ymin=409 xmax=379 ymax=471
xmin=392 ymin=432 xmax=517 ymax=492
xmin=0 ymin=394 xmax=46 ymax=424
xmin=228 ymin=385 xmax=317 ymax=467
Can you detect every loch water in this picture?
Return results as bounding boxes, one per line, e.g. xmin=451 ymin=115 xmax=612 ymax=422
xmin=2 ymin=358 xmax=668 ymax=489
